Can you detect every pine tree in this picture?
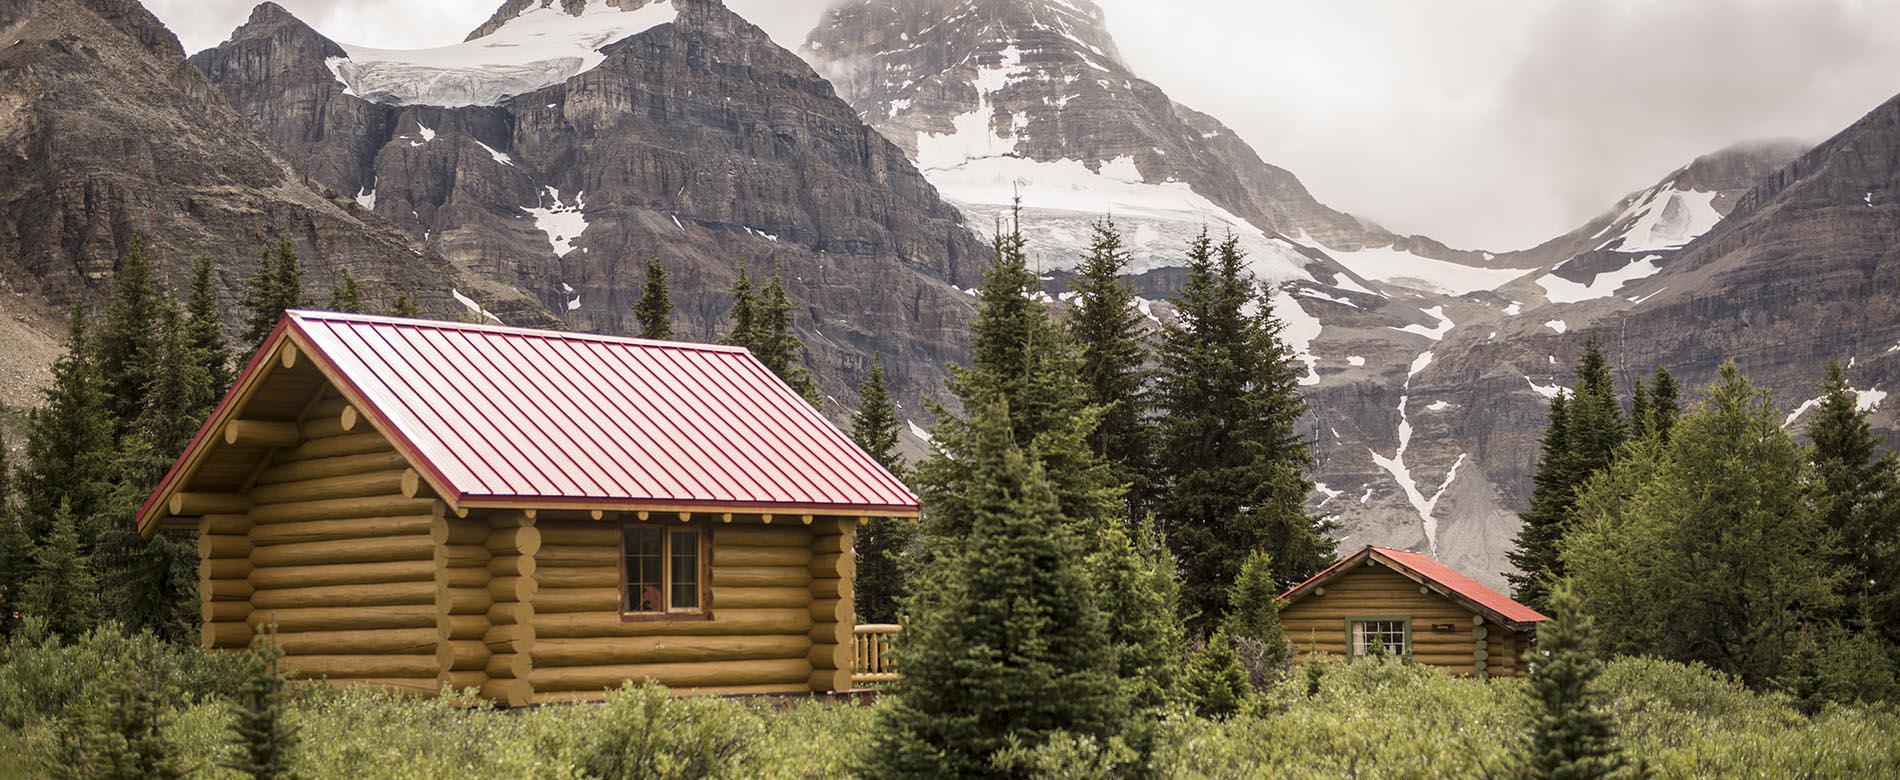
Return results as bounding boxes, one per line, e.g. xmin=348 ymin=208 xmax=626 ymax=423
xmin=1067 ymin=219 xmax=1154 ymax=518
xmin=50 ymin=654 xmax=182 ymax=780
xmin=1649 ymin=365 xmax=1680 ymax=444
xmin=852 ymin=355 xmax=913 ymax=624
xmin=1180 ymin=629 xmax=1251 ymax=719
xmin=140 ymin=298 xmax=217 ymax=457
xmin=17 ymin=499 xmax=100 ymax=638
xmin=1155 ymin=231 xmax=1333 ymax=626
xmin=1083 ymin=517 xmax=1184 ymax=757
xmin=1805 ymin=361 xmax=1900 ymax=643
xmin=185 ymin=254 xmax=231 ymax=395
xmin=327 ymin=267 xmax=366 ymax=313
xmin=633 ymin=259 xmax=675 ymax=340
xmin=723 ymin=269 xmax=757 ymax=349
xmin=90 ymin=435 xmax=199 ymax=641
xmin=95 ymin=237 xmax=163 ymax=430
xmin=750 ymin=275 xmax=821 ymax=406
xmin=862 ymin=399 xmax=1125 ymax=778
xmin=18 ymin=308 xmax=116 ymax=538
xmin=1508 ymin=339 xmax=1626 ymax=613
xmin=226 ymin=627 xmax=301 ymax=780
xmin=1224 ymin=549 xmax=1292 ymax=682
xmin=1518 ymin=581 xmax=1625 ymax=780
xmin=1628 ymin=379 xmax=1652 ymax=441
xmin=242 ymin=235 xmax=304 ymax=347
xmin=391 ymin=290 xmax=419 ymax=318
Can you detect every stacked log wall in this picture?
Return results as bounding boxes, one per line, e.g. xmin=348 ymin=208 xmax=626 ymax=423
xmin=479 ymin=511 xmax=539 ymax=706
xmin=240 ymin=396 xmax=444 ymax=693
xmin=807 ymin=519 xmax=856 ymax=692
xmin=527 ymin=520 xmax=818 ymax=702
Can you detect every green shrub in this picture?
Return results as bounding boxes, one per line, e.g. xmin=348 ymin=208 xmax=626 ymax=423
xmin=0 ymin=619 xmax=244 ymax=730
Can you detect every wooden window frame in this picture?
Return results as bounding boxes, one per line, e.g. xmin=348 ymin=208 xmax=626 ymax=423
xmin=1344 ymin=616 xmax=1412 ymax=658
xmin=617 ymin=522 xmax=712 ymax=623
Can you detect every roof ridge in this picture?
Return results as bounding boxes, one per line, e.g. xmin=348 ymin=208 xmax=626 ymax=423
xmin=286 ymin=309 xmax=753 ymax=355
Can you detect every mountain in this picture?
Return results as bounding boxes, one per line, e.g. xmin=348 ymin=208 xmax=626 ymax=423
xmin=189 ymin=0 xmax=987 ymax=423
xmin=0 ymin=0 xmax=555 ymax=414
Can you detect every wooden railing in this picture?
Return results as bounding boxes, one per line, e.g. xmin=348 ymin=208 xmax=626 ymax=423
xmin=852 ymin=623 xmax=902 ymax=684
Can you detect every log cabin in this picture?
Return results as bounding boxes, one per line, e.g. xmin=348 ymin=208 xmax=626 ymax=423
xmin=135 ymin=310 xmax=919 ymax=706
xmin=1277 ymin=545 xmax=1546 ymax=678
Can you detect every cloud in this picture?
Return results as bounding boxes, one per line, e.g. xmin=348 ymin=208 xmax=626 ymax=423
xmin=144 ymin=0 xmax=1900 ymax=251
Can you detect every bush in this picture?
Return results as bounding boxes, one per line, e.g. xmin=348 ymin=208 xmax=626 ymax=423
xmin=0 ymin=619 xmax=245 ymax=730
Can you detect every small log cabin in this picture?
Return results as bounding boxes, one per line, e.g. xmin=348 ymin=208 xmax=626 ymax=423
xmin=136 ymin=311 xmax=919 ymax=706
xmin=1278 ymin=545 xmax=1547 ymax=678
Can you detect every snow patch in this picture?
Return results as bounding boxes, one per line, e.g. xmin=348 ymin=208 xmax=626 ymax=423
xmin=477 ymin=140 xmax=515 ymax=166
xmin=1408 ymin=351 xmax=1434 ymax=378
xmin=906 ymin=419 xmax=934 ymax=446
xmin=522 ymin=187 xmax=587 ymax=258
xmin=1503 ymin=302 xmax=1521 ymax=315
xmin=1392 ymin=305 xmax=1454 ymax=341
xmin=353 ymin=187 xmax=376 ymax=210
xmin=1426 ymin=400 xmax=1450 ymax=412
xmin=324 ymin=2 xmax=680 ymax=107
xmin=1525 ymin=377 xmax=1566 ymax=399
xmin=1347 ymin=356 xmax=1366 ymax=367
xmin=1596 ymin=185 xmax=1723 ymax=252
xmin=1313 ymin=482 xmax=1342 ymax=507
xmin=1319 ymin=245 xmax=1527 ymax=295
xmin=452 ymin=289 xmax=502 ymax=324
xmin=1545 ymin=320 xmax=1568 ymax=334
xmin=1271 ymin=290 xmax=1323 ymax=387
xmin=1785 ymin=387 xmax=1887 ymax=428
xmin=1537 ymin=254 xmax=1663 ymax=303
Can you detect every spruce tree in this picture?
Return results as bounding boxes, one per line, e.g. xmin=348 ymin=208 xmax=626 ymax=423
xmin=1180 ymin=629 xmax=1251 ymax=719
xmin=1155 ymin=231 xmax=1333 ymax=625
xmin=1507 ymin=339 xmax=1625 ymax=613
xmin=17 ymin=499 xmax=101 ymax=638
xmin=95 ymin=237 xmax=163 ymax=430
xmin=633 ymin=259 xmax=675 ymax=340
xmin=750 ymin=275 xmax=821 ymax=406
xmin=185 ymin=254 xmax=231 ymax=395
xmin=391 ymin=291 xmax=419 ymax=318
xmin=226 ymin=627 xmax=300 ymax=780
xmin=1225 ymin=549 xmax=1292 ymax=682
xmin=140 ymin=298 xmax=217 ymax=457
xmin=852 ymin=355 xmax=913 ymax=623
xmin=1083 ymin=517 xmax=1184 ymax=758
xmin=1519 ymin=581 xmax=1625 ymax=780
xmin=0 ymin=429 xmax=21 ymax=623
xmin=862 ymin=399 xmax=1125 ymax=778
xmin=242 ymin=235 xmax=304 ymax=346
xmin=1067 ymin=219 xmax=1154 ymax=518
xmin=50 ymin=654 xmax=182 ymax=780
xmin=91 ymin=434 xmax=199 ymax=641
xmin=327 ymin=267 xmax=367 ymax=313
xmin=18 ymin=308 xmax=115 ymax=538
xmin=1649 ymin=365 xmax=1680 ymax=444
xmin=1805 ymin=361 xmax=1900 ymax=642
xmin=723 ymin=269 xmax=757 ymax=349
xmin=1628 ymin=379 xmax=1652 ymax=441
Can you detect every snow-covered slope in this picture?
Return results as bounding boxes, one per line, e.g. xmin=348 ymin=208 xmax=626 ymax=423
xmin=325 ymin=0 xmax=678 ymax=106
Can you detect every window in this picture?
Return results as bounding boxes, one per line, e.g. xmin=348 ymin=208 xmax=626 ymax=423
xmin=1349 ymin=619 xmax=1409 ymax=657
xmin=622 ymin=524 xmax=704 ymax=616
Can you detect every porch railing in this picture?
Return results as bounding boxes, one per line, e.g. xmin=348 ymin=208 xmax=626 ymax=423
xmin=852 ymin=623 xmax=902 ymax=684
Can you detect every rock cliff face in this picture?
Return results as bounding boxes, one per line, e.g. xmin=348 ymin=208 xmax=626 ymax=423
xmin=0 ymin=0 xmax=550 ymax=339
xmin=191 ymin=0 xmax=987 ymax=422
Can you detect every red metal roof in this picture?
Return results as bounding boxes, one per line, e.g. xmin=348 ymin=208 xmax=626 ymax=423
xmin=140 ymin=311 xmax=918 ymax=528
xmin=1282 ymin=545 xmax=1547 ymax=628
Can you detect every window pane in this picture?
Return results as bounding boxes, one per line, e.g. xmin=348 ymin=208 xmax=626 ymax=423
xmin=625 ymin=526 xmax=664 ymax=613
xmin=670 ymin=528 xmax=700 ymax=610
xmin=1351 ymin=620 xmax=1406 ymax=656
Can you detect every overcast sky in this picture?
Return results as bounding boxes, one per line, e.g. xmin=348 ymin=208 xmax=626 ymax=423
xmin=149 ymin=0 xmax=1900 ymax=251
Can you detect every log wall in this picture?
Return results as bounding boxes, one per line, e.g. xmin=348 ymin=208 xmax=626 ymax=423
xmin=807 ymin=519 xmax=856 ymax=692
xmin=1279 ymin=561 xmax=1533 ymax=678
xmin=232 ymin=394 xmax=445 ymax=695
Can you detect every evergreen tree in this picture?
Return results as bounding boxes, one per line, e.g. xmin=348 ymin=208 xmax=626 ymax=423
xmin=391 ymin=291 xmax=419 ymax=318
xmin=1518 ymin=581 xmax=1625 ymax=780
xmin=16 ymin=499 xmax=100 ymax=638
xmin=90 ymin=435 xmax=199 ymax=641
xmin=1649 ymin=365 xmax=1680 ymax=444
xmin=0 ymin=429 xmax=21 ymax=625
xmin=633 ymin=259 xmax=675 ymax=340
xmin=750 ymin=275 xmax=821 ymax=406
xmin=18 ymin=308 xmax=115 ymax=538
xmin=1508 ymin=339 xmax=1626 ymax=613
xmin=140 ymin=298 xmax=217 ymax=456
xmin=1224 ymin=549 xmax=1292 ymax=684
xmin=242 ymin=235 xmax=304 ymax=347
xmin=1155 ymin=231 xmax=1333 ymax=626
xmin=1083 ymin=517 xmax=1184 ymax=759
xmin=1067 ymin=219 xmax=1155 ymax=518
xmin=852 ymin=355 xmax=913 ymax=623
xmin=1628 ymin=379 xmax=1652 ymax=441
xmin=226 ymin=627 xmax=300 ymax=780
xmin=327 ymin=267 xmax=367 ymax=313
xmin=95 ymin=237 xmax=163 ymax=430
xmin=862 ymin=399 xmax=1125 ymax=778
xmin=723 ymin=269 xmax=757 ymax=349
xmin=50 ymin=655 xmax=182 ymax=780
xmin=1180 ymin=629 xmax=1251 ymax=719
xmin=185 ymin=254 xmax=231 ymax=395
xmin=1805 ymin=361 xmax=1900 ymax=644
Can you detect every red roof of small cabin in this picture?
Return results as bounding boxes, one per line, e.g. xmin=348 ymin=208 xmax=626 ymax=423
xmin=137 ymin=311 xmax=918 ymax=532
xmin=1282 ymin=545 xmax=1548 ymax=629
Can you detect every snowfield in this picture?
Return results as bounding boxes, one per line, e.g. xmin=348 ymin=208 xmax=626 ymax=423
xmin=1537 ymin=254 xmax=1663 ymax=303
xmin=325 ymin=2 xmax=678 ymax=107
xmin=1315 ymin=244 xmax=1527 ymax=296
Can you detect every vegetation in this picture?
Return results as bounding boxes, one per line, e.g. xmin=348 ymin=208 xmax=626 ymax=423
xmin=241 ymin=235 xmax=305 ymax=347
xmin=849 ymin=355 xmax=914 ymax=624
xmin=724 ymin=270 xmax=820 ymax=406
xmin=1067 ymin=218 xmax=1156 ymax=518
xmin=632 ymin=258 xmax=675 ymax=340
